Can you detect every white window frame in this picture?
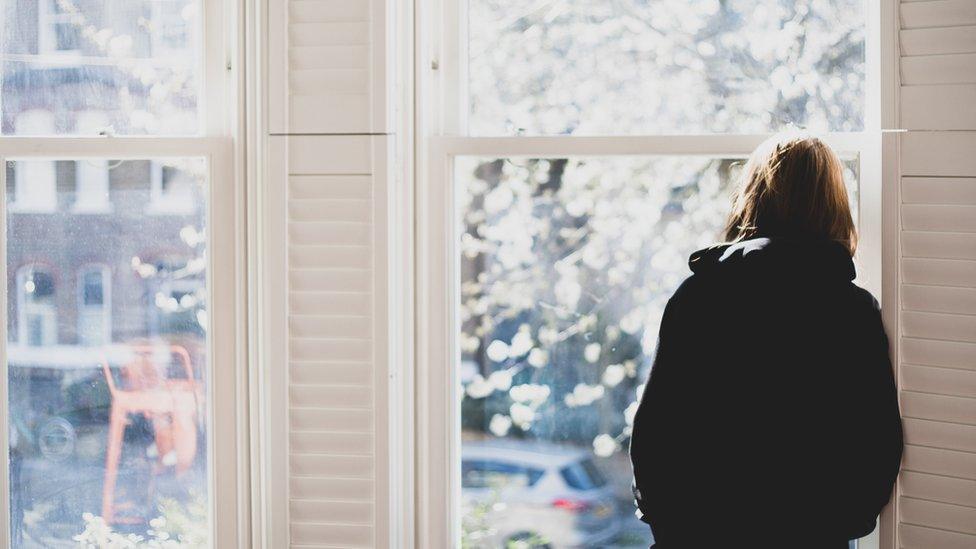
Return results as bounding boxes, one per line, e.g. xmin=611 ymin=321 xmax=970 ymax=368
xmin=0 ymin=0 xmax=247 ymax=545
xmin=414 ymin=0 xmax=892 ymax=547
xmin=76 ymin=264 xmax=111 ymax=346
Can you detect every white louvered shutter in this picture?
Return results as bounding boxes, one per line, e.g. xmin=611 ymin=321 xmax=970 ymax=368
xmin=264 ymin=0 xmax=395 ymax=546
xmin=896 ymin=1 xmax=976 ymax=547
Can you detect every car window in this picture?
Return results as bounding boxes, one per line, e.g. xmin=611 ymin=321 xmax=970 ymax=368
xmin=559 ymin=458 xmax=608 ymax=490
xmin=461 ymin=459 xmax=545 ymax=489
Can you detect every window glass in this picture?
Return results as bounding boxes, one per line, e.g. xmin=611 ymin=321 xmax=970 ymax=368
xmin=456 ymin=156 xmax=859 ymax=547
xmin=6 ymin=158 xmax=208 ymax=547
xmin=1 ymin=0 xmax=201 ymax=135
xmin=468 ymin=0 xmax=865 ymax=135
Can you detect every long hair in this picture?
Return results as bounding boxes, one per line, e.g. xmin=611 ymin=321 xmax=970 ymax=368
xmin=725 ymin=131 xmax=857 ymax=255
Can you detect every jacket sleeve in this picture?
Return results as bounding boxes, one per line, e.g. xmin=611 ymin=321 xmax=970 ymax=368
xmin=628 ymin=279 xmax=693 ymax=536
xmin=845 ymin=293 xmax=903 ymax=534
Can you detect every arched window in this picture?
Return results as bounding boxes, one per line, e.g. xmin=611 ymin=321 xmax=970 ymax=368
xmin=16 ymin=265 xmax=57 ymax=347
xmin=77 ymin=266 xmax=110 ymax=346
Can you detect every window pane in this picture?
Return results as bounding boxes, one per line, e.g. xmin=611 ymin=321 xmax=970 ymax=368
xmin=468 ymin=1 xmax=865 ymax=135
xmin=1 ymin=0 xmax=201 ymax=135
xmin=6 ymin=158 xmax=209 ymax=547
xmin=456 ymin=156 xmax=859 ymax=547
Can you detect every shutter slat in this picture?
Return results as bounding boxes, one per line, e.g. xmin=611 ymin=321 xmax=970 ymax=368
xmin=902 ymin=177 xmax=976 ymax=206
xmin=290 ymin=70 xmax=370 ymax=95
xmin=291 ymin=523 xmax=373 ymax=548
xmin=291 ymin=408 xmax=373 ymax=432
xmin=290 ymin=199 xmax=372 ymax=222
xmin=901 ymin=132 xmax=976 ymax=177
xmin=904 ymin=418 xmax=976 ymax=453
xmin=900 ymin=523 xmax=976 ymax=549
xmin=289 ymin=176 xmax=372 ymax=200
xmin=290 ymin=46 xmax=370 ymax=71
xmin=289 ymin=269 xmax=372 ymax=293
xmin=902 ymin=232 xmax=976 ymax=260
xmin=901 ymin=497 xmax=976 ymax=536
xmin=290 ymin=500 xmax=373 ymax=524
xmin=288 ymin=292 xmax=371 ymax=316
xmin=289 ymin=222 xmax=371 ymax=246
xmin=902 ymin=311 xmax=976 ymax=343
xmin=289 ymin=245 xmax=371 ymax=269
xmin=902 ymin=204 xmax=976 ymax=233
xmin=290 ymin=454 xmax=374 ymax=478
xmin=901 ymin=0 xmax=976 ymax=30
xmin=902 ymin=258 xmax=976 ymax=288
xmin=290 ymin=0 xmax=369 ymax=23
xmin=901 ymin=471 xmax=976 ymax=508
xmin=902 ymin=391 xmax=976 ymax=426
xmin=290 ymin=384 xmax=373 ymax=409
xmin=902 ymin=284 xmax=976 ymax=315
xmin=903 ymin=445 xmax=976 ymax=481
xmin=290 ymin=432 xmax=373 ymax=456
xmin=900 ymin=25 xmax=976 ymax=56
xmin=901 ymin=85 xmax=976 ymax=129
xmin=290 ymin=338 xmax=372 ymax=362
xmin=290 ymin=96 xmax=371 ymax=134
xmin=901 ymin=54 xmax=976 ymax=85
xmin=903 ymin=364 xmax=976 ymax=399
xmin=290 ymin=362 xmax=373 ymax=386
xmin=290 ymin=22 xmax=370 ymax=47
xmin=290 ymin=314 xmax=371 ymax=338
xmin=902 ymin=338 xmax=976 ymax=370
xmin=288 ymin=136 xmax=372 ymax=175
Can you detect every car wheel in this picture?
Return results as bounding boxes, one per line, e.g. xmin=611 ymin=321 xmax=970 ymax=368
xmin=505 ymin=531 xmax=551 ymax=549
xmin=37 ymin=416 xmax=76 ymax=462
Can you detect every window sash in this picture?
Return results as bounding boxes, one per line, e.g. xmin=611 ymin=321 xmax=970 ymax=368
xmin=417 ymin=131 xmax=884 ymax=547
xmin=0 ymin=135 xmax=242 ymax=547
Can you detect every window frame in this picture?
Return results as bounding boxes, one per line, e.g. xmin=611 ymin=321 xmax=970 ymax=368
xmin=414 ymin=0 xmax=888 ymax=547
xmin=0 ymin=0 xmax=246 ymax=544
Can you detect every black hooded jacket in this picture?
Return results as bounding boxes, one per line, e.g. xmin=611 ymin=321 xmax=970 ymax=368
xmin=629 ymin=238 xmax=903 ymax=548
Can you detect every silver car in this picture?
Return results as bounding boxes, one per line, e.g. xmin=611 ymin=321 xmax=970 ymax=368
xmin=461 ymin=440 xmax=621 ymax=548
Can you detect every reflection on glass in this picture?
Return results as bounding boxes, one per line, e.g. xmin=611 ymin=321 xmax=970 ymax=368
xmin=6 ymin=158 xmax=209 ymax=547
xmin=456 ymin=156 xmax=858 ymax=548
xmin=468 ymin=1 xmax=865 ymax=135
xmin=1 ymin=0 xmax=201 ymax=135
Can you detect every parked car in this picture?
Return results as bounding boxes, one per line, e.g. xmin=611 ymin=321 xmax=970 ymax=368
xmin=461 ymin=439 xmax=621 ymax=548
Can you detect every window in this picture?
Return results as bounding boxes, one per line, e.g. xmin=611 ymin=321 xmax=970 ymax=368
xmin=77 ymin=266 xmax=110 ymax=346
xmin=149 ymin=160 xmax=199 ymax=214
xmin=37 ymin=0 xmax=81 ymax=55
xmin=1 ymin=0 xmax=239 ymax=547
xmin=418 ymin=0 xmax=883 ymax=547
xmin=72 ymin=112 xmax=112 ymax=213
xmin=10 ymin=112 xmax=57 ymax=212
xmin=16 ymin=265 xmax=57 ymax=347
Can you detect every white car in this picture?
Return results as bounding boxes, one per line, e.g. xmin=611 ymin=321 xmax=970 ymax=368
xmin=461 ymin=440 xmax=621 ymax=548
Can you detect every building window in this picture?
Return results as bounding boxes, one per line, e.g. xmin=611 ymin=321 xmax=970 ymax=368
xmin=37 ymin=0 xmax=81 ymax=55
xmin=10 ymin=112 xmax=57 ymax=213
xmin=16 ymin=266 xmax=57 ymax=347
xmin=77 ymin=266 xmax=110 ymax=346
xmin=149 ymin=160 xmax=197 ymax=214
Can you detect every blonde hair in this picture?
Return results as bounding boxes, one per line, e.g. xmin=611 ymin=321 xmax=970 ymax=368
xmin=725 ymin=132 xmax=857 ymax=255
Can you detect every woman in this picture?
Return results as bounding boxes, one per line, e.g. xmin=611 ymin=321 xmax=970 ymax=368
xmin=629 ymin=133 xmax=903 ymax=548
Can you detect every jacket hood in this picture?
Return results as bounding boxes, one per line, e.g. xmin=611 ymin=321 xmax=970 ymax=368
xmin=688 ymin=238 xmax=856 ymax=281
